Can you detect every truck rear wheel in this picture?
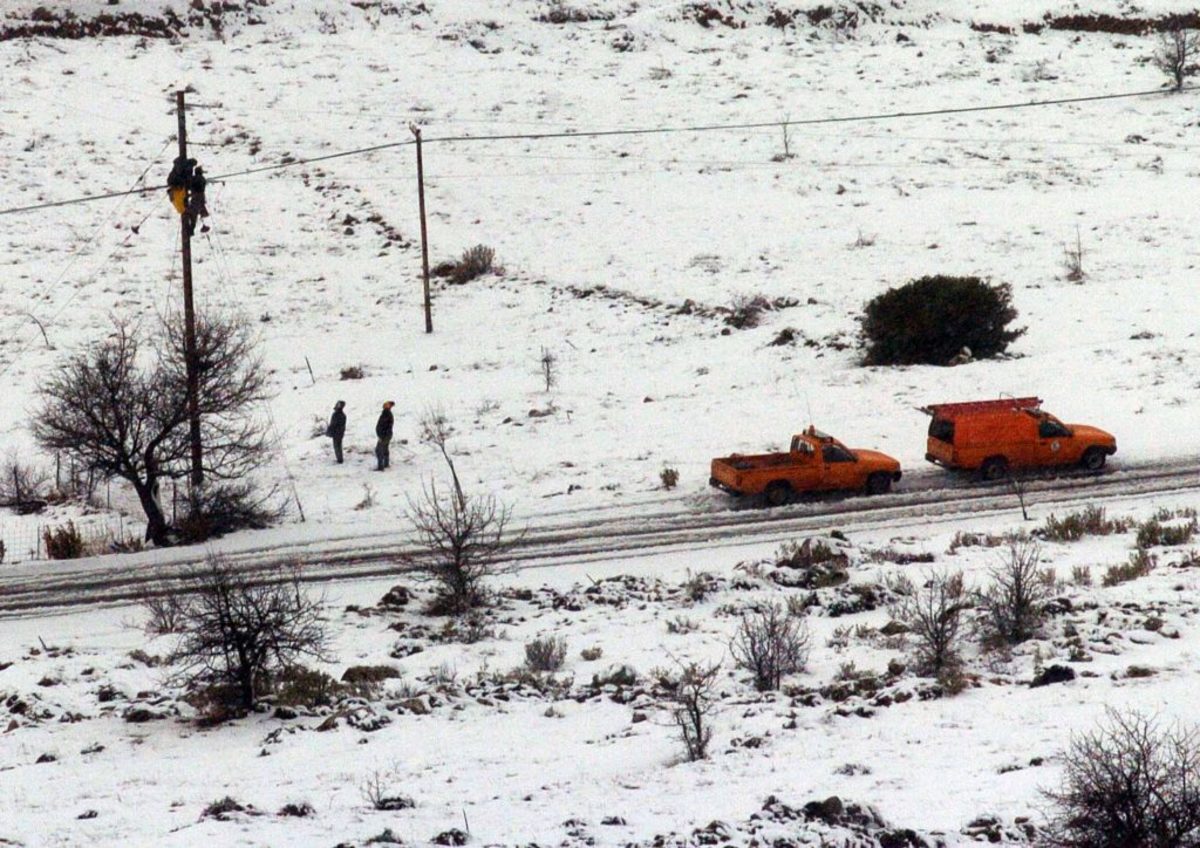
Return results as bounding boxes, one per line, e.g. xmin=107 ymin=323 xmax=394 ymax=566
xmin=980 ymin=456 xmax=1008 ymax=482
xmin=1081 ymin=447 xmax=1107 ymax=471
xmin=764 ymin=481 xmax=792 ymax=507
xmin=866 ymin=473 xmax=892 ymax=496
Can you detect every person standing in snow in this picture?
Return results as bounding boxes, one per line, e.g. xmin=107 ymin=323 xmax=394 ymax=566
xmin=375 ymin=401 xmax=395 ymax=471
xmin=326 ymin=400 xmax=347 ymax=464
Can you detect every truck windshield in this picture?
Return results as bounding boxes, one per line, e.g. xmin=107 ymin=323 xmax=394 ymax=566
xmin=1038 ymin=418 xmax=1071 ymax=438
xmin=928 ymin=418 xmax=954 ymax=443
xmin=822 ymin=445 xmax=855 ymax=463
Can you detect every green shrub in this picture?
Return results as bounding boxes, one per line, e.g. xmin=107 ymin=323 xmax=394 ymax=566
xmin=1103 ymin=550 xmax=1156 ymax=586
xmin=1136 ymin=516 xmax=1198 ymax=549
xmin=860 ymin=275 xmax=1025 ymax=366
xmin=1042 ymin=506 xmax=1132 ymax=542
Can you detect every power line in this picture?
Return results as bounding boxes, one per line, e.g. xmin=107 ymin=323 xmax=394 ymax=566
xmin=0 ymin=83 xmax=1193 ymax=219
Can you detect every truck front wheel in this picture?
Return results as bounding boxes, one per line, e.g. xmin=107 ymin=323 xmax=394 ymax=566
xmin=866 ymin=473 xmax=892 ymax=496
xmin=1081 ymin=447 xmax=1107 ymax=471
xmin=764 ymin=481 xmax=792 ymax=507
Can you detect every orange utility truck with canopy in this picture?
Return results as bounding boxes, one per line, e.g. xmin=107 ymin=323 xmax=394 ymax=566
xmin=710 ymin=426 xmax=902 ymax=506
xmin=922 ymin=397 xmax=1117 ymax=481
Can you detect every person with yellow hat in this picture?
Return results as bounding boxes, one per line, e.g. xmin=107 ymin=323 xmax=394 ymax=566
xmin=375 ymin=401 xmax=395 ymax=471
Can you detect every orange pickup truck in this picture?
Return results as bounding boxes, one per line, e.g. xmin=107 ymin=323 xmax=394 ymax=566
xmin=710 ymin=426 xmax=903 ymax=506
xmin=923 ymin=397 xmax=1117 ymax=480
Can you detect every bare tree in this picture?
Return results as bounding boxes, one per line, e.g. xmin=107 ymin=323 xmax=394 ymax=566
xmin=410 ymin=407 xmax=519 ymax=614
xmin=978 ymin=540 xmax=1051 ymax=646
xmin=670 ymin=660 xmax=721 ymax=762
xmin=32 ymin=313 xmax=272 ymax=545
xmin=1153 ymin=21 xmax=1200 ymax=92
xmin=891 ymin=570 xmax=968 ymax=677
xmin=729 ymin=601 xmax=810 ymax=691
xmin=164 ymin=555 xmax=330 ymax=711
xmin=1043 ymin=709 xmax=1200 ymax=848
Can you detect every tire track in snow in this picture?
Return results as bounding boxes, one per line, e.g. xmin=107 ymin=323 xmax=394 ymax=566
xmin=2 ymin=459 xmax=1200 ymax=615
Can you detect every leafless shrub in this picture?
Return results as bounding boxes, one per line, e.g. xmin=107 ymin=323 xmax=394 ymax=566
xmin=538 ymin=347 xmax=557 ymax=392
xmin=890 ymin=570 xmax=968 ymax=677
xmin=339 ymin=365 xmax=365 ymax=381
xmin=1071 ymin=565 xmax=1093 ymax=586
xmin=1062 ymin=225 xmax=1085 ymax=283
xmin=978 ymin=540 xmax=1052 ymax=646
xmin=1043 ymin=709 xmax=1200 ymax=847
xmin=524 ymin=636 xmax=567 ymax=672
xmin=410 ymin=409 xmax=519 ymax=614
xmin=140 ymin=582 xmax=187 ymax=635
xmin=660 ymin=467 xmax=680 ymax=490
xmin=729 ymin=601 xmax=810 ymax=691
xmin=580 ymin=646 xmax=603 ymax=661
xmin=1153 ymin=21 xmax=1200 ymax=91
xmin=0 ymin=455 xmax=50 ymax=506
xmin=666 ymin=615 xmax=699 ymax=635
xmin=164 ymin=555 xmax=330 ymax=711
xmin=668 ymin=660 xmax=721 ymax=762
xmin=360 ymin=767 xmax=415 ymax=812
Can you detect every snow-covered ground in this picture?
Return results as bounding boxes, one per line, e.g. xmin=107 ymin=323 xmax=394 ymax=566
xmin=4 ymin=492 xmax=1200 ymax=846
xmin=3 ymin=0 xmax=1200 ymax=553
xmin=3 ymin=1 xmax=1200 ymax=844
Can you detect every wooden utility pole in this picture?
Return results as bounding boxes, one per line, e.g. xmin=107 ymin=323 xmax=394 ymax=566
xmin=411 ymin=124 xmax=433 ymax=334
xmin=176 ymin=90 xmax=204 ymax=489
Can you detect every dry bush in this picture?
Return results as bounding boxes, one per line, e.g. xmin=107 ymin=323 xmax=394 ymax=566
xmin=524 ymin=636 xmax=567 ymax=672
xmin=1136 ymin=515 xmax=1198 ymax=549
xmin=164 ymin=555 xmax=330 ymax=711
xmin=1062 ymin=226 xmax=1085 ymax=283
xmin=729 ymin=601 xmax=810 ymax=691
xmin=339 ymin=365 xmax=365 ymax=381
xmin=660 ymin=467 xmax=680 ymax=490
xmin=1043 ymin=709 xmax=1200 ymax=847
xmin=890 ymin=570 xmax=968 ymax=677
xmin=176 ymin=482 xmax=284 ymax=543
xmin=360 ymin=767 xmax=415 ymax=812
xmin=43 ymin=521 xmax=84 ymax=560
xmin=724 ymin=294 xmax=771 ymax=329
xmin=409 ymin=409 xmax=519 ymax=614
xmin=978 ymin=540 xmax=1052 ymax=646
xmin=668 ymin=660 xmax=721 ymax=762
xmin=449 ymin=244 xmax=495 ymax=284
xmin=0 ymin=455 xmax=50 ymax=507
xmin=139 ymin=582 xmax=187 ymax=635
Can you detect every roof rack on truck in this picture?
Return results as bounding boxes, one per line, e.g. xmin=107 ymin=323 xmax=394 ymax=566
xmin=920 ymin=397 xmax=1042 ymax=419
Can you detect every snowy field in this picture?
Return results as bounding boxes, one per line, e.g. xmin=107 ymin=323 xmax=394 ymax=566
xmin=4 ymin=491 xmax=1200 ymax=846
xmin=3 ymin=0 xmax=1200 ymax=844
xmin=2 ymin=0 xmax=1200 ymax=548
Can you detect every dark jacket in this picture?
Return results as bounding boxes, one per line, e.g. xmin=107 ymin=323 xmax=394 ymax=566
xmin=327 ymin=408 xmax=346 ymax=439
xmin=375 ymin=408 xmax=394 ymax=440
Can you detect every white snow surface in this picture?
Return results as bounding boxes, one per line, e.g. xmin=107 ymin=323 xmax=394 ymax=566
xmin=3 ymin=0 xmax=1200 ymax=844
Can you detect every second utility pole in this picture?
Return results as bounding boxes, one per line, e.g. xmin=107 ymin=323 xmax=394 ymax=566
xmin=176 ymin=90 xmax=204 ymax=489
xmin=411 ymin=124 xmax=433 ymax=333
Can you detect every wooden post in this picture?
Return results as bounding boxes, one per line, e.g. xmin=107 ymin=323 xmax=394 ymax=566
xmin=176 ymin=90 xmax=204 ymax=490
xmin=410 ymin=124 xmax=433 ymax=334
